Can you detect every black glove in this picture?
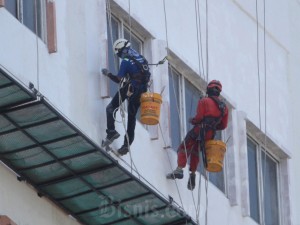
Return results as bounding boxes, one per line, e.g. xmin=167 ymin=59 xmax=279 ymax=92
xmin=101 ymin=68 xmax=109 ymax=76
xmin=189 ymin=117 xmax=197 ymax=125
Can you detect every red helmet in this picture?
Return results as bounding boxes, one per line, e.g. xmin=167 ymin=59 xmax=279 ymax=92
xmin=207 ymin=80 xmax=222 ymax=92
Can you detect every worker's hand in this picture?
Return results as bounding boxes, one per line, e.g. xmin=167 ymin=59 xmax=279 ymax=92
xmin=101 ymin=68 xmax=109 ymax=76
xmin=189 ymin=117 xmax=195 ymax=125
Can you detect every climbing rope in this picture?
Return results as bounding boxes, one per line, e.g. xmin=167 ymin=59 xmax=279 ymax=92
xmin=162 ymin=0 xmax=187 ymax=211
xmin=34 ymin=0 xmax=40 ymax=91
xmin=106 ymin=0 xmax=141 ymax=178
xmin=255 ymin=0 xmax=268 ymax=224
xmin=162 ymin=1 xmax=206 ymax=221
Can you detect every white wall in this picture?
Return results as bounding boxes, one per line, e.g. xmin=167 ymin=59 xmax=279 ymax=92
xmin=0 ymin=163 xmax=81 ymax=225
xmin=0 ymin=0 xmax=300 ymax=225
xmin=288 ymin=1 xmax=300 ymax=225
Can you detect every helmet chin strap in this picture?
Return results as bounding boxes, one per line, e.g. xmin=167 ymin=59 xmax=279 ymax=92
xmin=206 ymin=88 xmax=220 ymax=96
xmin=117 ymin=48 xmax=129 ymax=58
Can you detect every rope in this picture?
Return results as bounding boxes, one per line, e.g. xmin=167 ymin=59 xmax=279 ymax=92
xmin=34 ymin=0 xmax=40 ymax=91
xmin=195 ymin=0 xmax=205 ymax=78
xmin=163 ymin=1 xmax=203 ymax=221
xmin=106 ymin=0 xmax=140 ymax=177
xmin=162 ymin=0 xmax=187 ymax=211
xmin=204 ymin=171 xmax=209 ymax=225
xmin=128 ymin=0 xmax=132 ymax=44
xmin=205 ymin=0 xmax=209 ymax=83
xmin=255 ymin=0 xmax=262 ymax=131
xmin=262 ymin=0 xmax=268 ymax=224
xmin=158 ymin=123 xmax=185 ymax=208
xmin=255 ymin=0 xmax=268 ymax=224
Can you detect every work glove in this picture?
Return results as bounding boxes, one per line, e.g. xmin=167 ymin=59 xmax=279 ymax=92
xmin=101 ymin=68 xmax=109 ymax=76
xmin=189 ymin=117 xmax=196 ymax=125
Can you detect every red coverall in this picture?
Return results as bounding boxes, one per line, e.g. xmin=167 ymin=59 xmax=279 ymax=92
xmin=177 ymin=96 xmax=228 ymax=172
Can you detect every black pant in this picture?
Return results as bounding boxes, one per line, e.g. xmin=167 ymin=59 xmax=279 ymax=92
xmin=106 ymin=83 xmax=146 ymax=146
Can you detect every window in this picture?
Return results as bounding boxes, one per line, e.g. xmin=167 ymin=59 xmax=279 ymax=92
xmin=197 ymin=131 xmax=226 ymax=193
xmin=247 ymin=137 xmax=280 ymax=225
xmin=107 ymin=16 xmax=119 ymax=97
xmin=4 ymin=0 xmax=47 ymax=40
xmin=168 ymin=67 xmax=226 ymax=193
xmin=168 ymin=67 xmax=181 ymax=149
xmin=185 ymin=79 xmax=201 ymax=132
xmin=106 ymin=15 xmax=143 ymax=98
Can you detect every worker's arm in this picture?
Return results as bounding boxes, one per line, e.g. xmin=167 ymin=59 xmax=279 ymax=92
xmin=216 ymin=107 xmax=229 ymax=130
xmin=101 ymin=60 xmax=129 ymax=84
xmin=191 ymin=99 xmax=205 ymax=124
xmin=107 ymin=73 xmax=121 ymax=83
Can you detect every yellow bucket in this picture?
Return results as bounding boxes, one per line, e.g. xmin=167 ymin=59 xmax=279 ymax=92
xmin=205 ymin=140 xmax=226 ymax=172
xmin=140 ymin=92 xmax=162 ymax=125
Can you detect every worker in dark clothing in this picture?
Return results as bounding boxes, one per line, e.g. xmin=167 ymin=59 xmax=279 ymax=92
xmin=166 ymin=80 xmax=228 ymax=190
xmin=101 ymin=38 xmax=150 ymax=156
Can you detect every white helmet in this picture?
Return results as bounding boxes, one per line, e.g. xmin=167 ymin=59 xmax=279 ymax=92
xmin=113 ymin=38 xmax=131 ymax=54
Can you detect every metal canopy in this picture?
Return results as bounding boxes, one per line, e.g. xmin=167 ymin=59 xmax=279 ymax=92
xmin=0 ymin=69 xmax=197 ymax=225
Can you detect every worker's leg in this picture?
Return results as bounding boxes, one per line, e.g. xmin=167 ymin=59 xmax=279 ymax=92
xmin=177 ymin=138 xmax=194 ymax=168
xmin=105 ymin=84 xmax=128 ymax=142
xmin=189 ymin=143 xmax=200 ymax=172
xmin=118 ymin=87 xmax=143 ymax=155
xmin=187 ymin=143 xmax=200 ymax=190
xmin=166 ymin=138 xmax=195 ymax=179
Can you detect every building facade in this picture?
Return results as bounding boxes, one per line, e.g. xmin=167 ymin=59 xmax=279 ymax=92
xmin=0 ymin=0 xmax=299 ymax=225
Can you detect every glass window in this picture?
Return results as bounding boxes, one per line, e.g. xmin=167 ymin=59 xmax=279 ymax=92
xmin=124 ymin=28 xmax=142 ymax=53
xmin=247 ymin=138 xmax=260 ymax=223
xmin=247 ymin=137 xmax=280 ymax=225
xmin=4 ymin=0 xmax=46 ymax=40
xmin=23 ymin=0 xmax=36 ymax=34
xmin=185 ymin=79 xmax=201 ymax=132
xmin=197 ymin=131 xmax=225 ymax=192
xmin=107 ymin=16 xmax=119 ymax=98
xmin=208 ymin=131 xmax=225 ymax=192
xmin=5 ymin=0 xmax=18 ymax=18
xmin=262 ymin=150 xmax=279 ymax=225
xmin=168 ymin=68 xmax=181 ymax=150
xmin=106 ymin=17 xmax=143 ymax=98
xmin=36 ymin=0 xmax=44 ymax=39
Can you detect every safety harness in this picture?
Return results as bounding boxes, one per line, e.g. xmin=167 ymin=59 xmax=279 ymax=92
xmin=127 ymin=55 xmax=151 ymax=85
xmin=197 ymin=96 xmax=226 ymax=168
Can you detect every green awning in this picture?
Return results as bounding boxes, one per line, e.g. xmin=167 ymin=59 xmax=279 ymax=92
xmin=0 ymin=69 xmax=197 ymax=225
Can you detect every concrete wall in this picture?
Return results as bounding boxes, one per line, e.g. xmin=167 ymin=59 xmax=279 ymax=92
xmin=0 ymin=0 xmax=299 ymax=225
xmin=288 ymin=1 xmax=300 ymax=225
xmin=0 ymin=163 xmax=80 ymax=225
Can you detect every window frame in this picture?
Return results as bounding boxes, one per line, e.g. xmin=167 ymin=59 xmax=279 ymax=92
xmin=106 ymin=14 xmax=145 ymax=98
xmin=168 ymin=66 xmax=184 ymax=150
xmin=168 ymin=65 xmax=228 ymax=194
xmin=4 ymin=0 xmax=47 ymax=42
xmin=247 ymin=135 xmax=282 ymax=225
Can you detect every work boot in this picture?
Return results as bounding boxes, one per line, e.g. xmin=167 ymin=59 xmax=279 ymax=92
xmin=117 ymin=145 xmax=129 ymax=156
xmin=166 ymin=168 xmax=184 ymax=179
xmin=102 ymin=130 xmax=120 ymax=147
xmin=187 ymin=173 xmax=196 ymax=190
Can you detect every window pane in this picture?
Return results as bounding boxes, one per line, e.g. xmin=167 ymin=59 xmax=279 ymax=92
xmin=23 ymin=0 xmax=36 ymax=33
xmin=36 ymin=0 xmax=43 ymax=39
xmin=169 ymin=68 xmax=181 ymax=150
xmin=5 ymin=0 xmax=18 ymax=18
xmin=107 ymin=17 xmax=119 ymax=97
xmin=208 ymin=131 xmax=225 ymax=192
xmin=185 ymin=79 xmax=201 ymax=132
xmin=123 ymin=29 xmax=143 ymax=121
xmin=247 ymin=138 xmax=260 ymax=223
xmin=124 ymin=28 xmax=141 ymax=53
xmin=262 ymin=151 xmax=279 ymax=225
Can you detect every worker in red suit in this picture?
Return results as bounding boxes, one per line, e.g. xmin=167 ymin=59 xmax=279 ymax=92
xmin=166 ymin=80 xmax=228 ymax=190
